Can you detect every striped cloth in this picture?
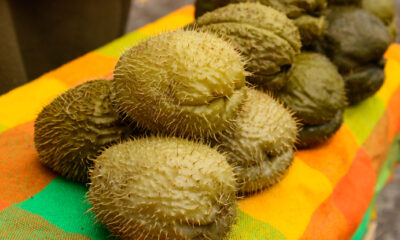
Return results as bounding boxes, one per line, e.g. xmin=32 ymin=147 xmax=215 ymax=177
xmin=0 ymin=6 xmax=399 ymax=240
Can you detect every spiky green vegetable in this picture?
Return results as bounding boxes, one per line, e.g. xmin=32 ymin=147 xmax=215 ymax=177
xmin=88 ymin=137 xmax=237 ymax=240
xmin=195 ymin=3 xmax=301 ymax=90
xmin=34 ymin=80 xmax=139 ymax=183
xmin=195 ymin=0 xmax=327 ymax=47
xmin=218 ymin=88 xmax=297 ymax=194
xmin=112 ymin=30 xmax=247 ymax=139
xmin=213 ymin=0 xmax=326 ymax=18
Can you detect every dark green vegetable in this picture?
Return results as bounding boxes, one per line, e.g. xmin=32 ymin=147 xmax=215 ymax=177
xmin=317 ymin=6 xmax=391 ymax=104
xmin=297 ymin=109 xmax=343 ymax=149
xmin=319 ymin=7 xmax=391 ymax=73
xmin=343 ymin=65 xmax=385 ymax=105
xmin=277 ymin=52 xmax=346 ymax=125
xmin=276 ymin=52 xmax=346 ymax=148
xmin=293 ymin=15 xmax=326 ymax=47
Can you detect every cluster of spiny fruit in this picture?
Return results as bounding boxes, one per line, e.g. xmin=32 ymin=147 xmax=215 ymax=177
xmin=33 ymin=0 xmax=395 ymax=239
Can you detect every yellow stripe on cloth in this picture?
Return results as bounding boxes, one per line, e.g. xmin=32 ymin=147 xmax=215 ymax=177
xmin=376 ymin=59 xmax=400 ymax=105
xmin=238 ymin=158 xmax=333 ymax=240
xmin=95 ymin=31 xmax=148 ymax=58
xmin=0 ymin=77 xmax=68 ymax=129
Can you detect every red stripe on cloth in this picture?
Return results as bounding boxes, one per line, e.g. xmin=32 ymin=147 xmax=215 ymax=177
xmin=301 ymin=148 xmax=376 ymax=239
xmin=300 ymin=195 xmax=348 ymax=240
xmin=332 ymin=148 xmax=376 ymax=237
xmin=0 ymin=122 xmax=56 ymax=207
xmin=295 ymin=125 xmax=359 ymax=185
xmin=363 ymin=111 xmax=393 ymax=174
xmin=0 ymin=201 xmax=8 ymax=211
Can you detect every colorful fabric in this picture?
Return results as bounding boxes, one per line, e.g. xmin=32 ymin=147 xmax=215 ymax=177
xmin=0 ymin=6 xmax=399 ymax=240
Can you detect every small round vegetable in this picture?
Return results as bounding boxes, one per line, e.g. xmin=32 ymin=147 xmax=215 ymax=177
xmin=277 ymin=52 xmax=346 ymax=125
xmin=34 ymin=80 xmax=139 ymax=183
xmin=218 ymin=88 xmax=298 ymax=194
xmin=276 ymin=52 xmax=346 ymax=148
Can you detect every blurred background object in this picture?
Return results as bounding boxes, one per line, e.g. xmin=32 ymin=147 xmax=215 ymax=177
xmin=126 ymin=0 xmax=193 ymax=32
xmin=0 ymin=0 xmax=130 ymax=94
xmin=377 ymin=167 xmax=400 ymax=240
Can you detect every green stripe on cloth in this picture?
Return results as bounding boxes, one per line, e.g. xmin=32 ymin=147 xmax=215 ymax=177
xmin=375 ymin=134 xmax=400 ymax=194
xmin=230 ymin=210 xmax=286 ymax=240
xmin=0 ymin=206 xmax=90 ymax=239
xmin=351 ymin=198 xmax=374 ymax=240
xmin=95 ymin=31 xmax=148 ymax=58
xmin=0 ymin=125 xmax=8 ymax=134
xmin=344 ymin=95 xmax=385 ymax=145
xmin=14 ymin=177 xmax=286 ymax=240
xmin=16 ymin=177 xmax=112 ymax=240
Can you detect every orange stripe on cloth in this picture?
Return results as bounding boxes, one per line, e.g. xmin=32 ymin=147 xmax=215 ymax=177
xmin=387 ymin=86 xmax=400 ymax=135
xmin=300 ymin=196 xmax=348 ymax=240
xmin=238 ymin=158 xmax=332 ymax=240
xmin=295 ymin=124 xmax=359 ymax=185
xmin=0 ymin=77 xmax=68 ymax=130
xmin=43 ymin=52 xmax=118 ymax=87
xmin=0 ymin=206 xmax=90 ymax=240
xmin=384 ymin=44 xmax=400 ymax=63
xmin=0 ymin=122 xmax=56 ymax=209
xmin=332 ymin=148 xmax=376 ymax=238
